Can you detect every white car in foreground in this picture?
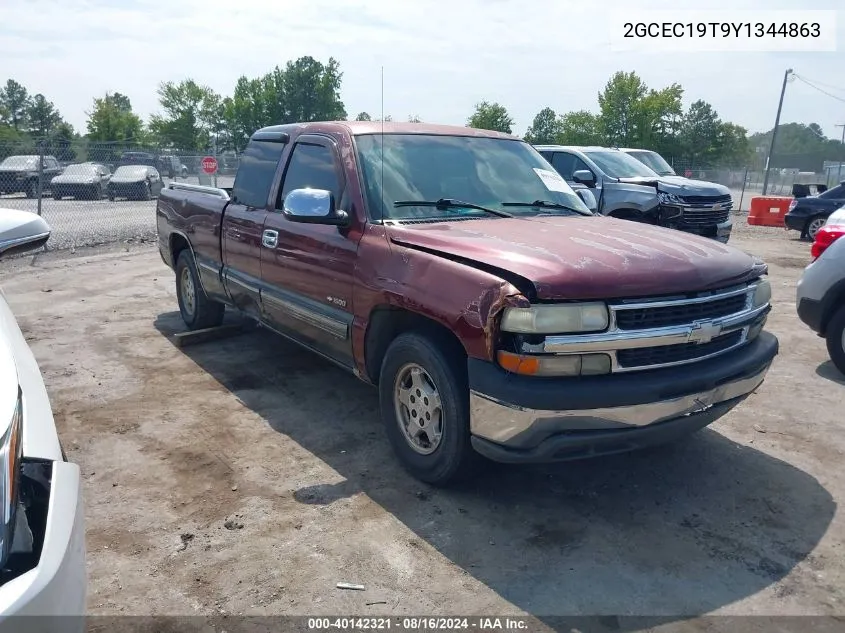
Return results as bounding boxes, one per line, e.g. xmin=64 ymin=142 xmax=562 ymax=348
xmin=0 ymin=210 xmax=86 ymax=632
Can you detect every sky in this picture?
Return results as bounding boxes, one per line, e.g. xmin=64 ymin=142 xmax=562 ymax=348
xmin=2 ymin=0 xmax=844 ymax=140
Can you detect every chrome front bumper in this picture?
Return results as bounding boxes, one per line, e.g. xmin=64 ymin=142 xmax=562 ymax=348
xmin=467 ymin=332 xmax=778 ymax=463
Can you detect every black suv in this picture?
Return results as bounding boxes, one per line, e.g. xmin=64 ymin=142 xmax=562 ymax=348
xmin=0 ymin=154 xmax=63 ymax=198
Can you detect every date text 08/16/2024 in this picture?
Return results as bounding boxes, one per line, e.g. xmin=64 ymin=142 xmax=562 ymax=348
xmin=307 ymin=617 xmax=530 ymax=630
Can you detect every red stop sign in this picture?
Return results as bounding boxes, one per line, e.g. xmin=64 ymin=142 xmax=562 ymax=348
xmin=201 ymin=156 xmax=218 ymax=174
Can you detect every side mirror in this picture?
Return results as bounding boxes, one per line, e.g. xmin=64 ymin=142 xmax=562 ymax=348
xmin=283 ymin=188 xmax=349 ymax=226
xmin=573 ymin=170 xmax=596 ymax=188
xmin=576 ymin=188 xmax=597 ymax=212
xmin=0 ymin=209 xmax=51 ymax=258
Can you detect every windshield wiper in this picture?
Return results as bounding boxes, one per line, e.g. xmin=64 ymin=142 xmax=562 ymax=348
xmin=393 ymin=198 xmax=513 ymax=218
xmin=500 ymin=200 xmax=591 ymax=216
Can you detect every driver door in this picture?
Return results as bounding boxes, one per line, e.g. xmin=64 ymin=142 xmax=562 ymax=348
xmin=259 ymin=134 xmax=361 ymax=368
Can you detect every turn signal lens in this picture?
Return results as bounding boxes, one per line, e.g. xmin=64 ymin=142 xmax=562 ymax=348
xmin=497 ymin=351 xmax=612 ymax=377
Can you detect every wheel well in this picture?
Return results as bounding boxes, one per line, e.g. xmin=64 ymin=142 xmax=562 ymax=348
xmin=821 ymin=282 xmax=845 ymax=335
xmin=170 ymin=233 xmax=190 ymax=265
xmin=608 ymin=208 xmax=644 ymax=222
xmin=364 ymin=307 xmax=467 ymax=385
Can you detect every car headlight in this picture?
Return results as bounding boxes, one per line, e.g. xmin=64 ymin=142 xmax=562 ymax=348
xmin=0 ymin=388 xmax=23 ymax=567
xmin=501 ymin=303 xmax=609 ymax=334
xmin=657 ymin=191 xmax=683 ymax=205
xmin=752 ymin=278 xmax=772 ymax=307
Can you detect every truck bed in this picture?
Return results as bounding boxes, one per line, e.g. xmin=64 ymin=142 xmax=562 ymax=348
xmin=156 ymin=182 xmax=231 ymax=273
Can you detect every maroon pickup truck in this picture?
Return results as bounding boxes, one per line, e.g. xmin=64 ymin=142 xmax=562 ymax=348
xmin=156 ymin=122 xmax=779 ymax=485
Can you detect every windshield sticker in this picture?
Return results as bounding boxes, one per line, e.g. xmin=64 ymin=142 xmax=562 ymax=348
xmin=533 ymin=168 xmax=571 ymax=193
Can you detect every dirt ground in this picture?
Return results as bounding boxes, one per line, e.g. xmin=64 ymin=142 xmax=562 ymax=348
xmin=1 ymin=220 xmax=844 ymax=626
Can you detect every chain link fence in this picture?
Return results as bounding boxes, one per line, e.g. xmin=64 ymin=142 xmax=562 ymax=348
xmin=2 ymin=136 xmax=843 ymax=254
xmin=0 ymin=139 xmax=239 ymax=254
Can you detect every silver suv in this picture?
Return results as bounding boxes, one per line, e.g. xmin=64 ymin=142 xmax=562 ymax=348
xmin=535 ymin=145 xmax=734 ymax=243
xmin=796 ymin=208 xmax=845 ymax=374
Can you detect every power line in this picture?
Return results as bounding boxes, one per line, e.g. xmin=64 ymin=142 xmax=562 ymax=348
xmin=794 ymin=75 xmax=845 ymax=93
xmin=793 ymin=74 xmax=845 ymax=106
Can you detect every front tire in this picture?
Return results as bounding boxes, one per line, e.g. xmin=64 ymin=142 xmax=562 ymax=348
xmin=175 ymin=250 xmax=225 ymax=330
xmin=378 ymin=332 xmax=477 ymax=486
xmin=25 ymin=180 xmax=38 ymax=198
xmin=825 ymin=305 xmax=845 ymax=376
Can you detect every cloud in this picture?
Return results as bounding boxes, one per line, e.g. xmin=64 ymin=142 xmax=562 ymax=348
xmin=2 ymin=0 xmax=843 ymax=140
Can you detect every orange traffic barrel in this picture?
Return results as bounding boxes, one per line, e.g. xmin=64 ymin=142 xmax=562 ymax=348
xmin=748 ymin=196 xmax=793 ymax=227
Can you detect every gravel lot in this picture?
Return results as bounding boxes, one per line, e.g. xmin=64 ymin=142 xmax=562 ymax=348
xmin=1 ymin=222 xmax=843 ymax=627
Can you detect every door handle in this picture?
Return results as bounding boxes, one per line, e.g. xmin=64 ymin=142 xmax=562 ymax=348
xmin=262 ymin=229 xmax=279 ymax=248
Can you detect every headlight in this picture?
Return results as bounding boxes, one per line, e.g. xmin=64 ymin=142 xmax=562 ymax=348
xmin=501 ymin=303 xmax=608 ymax=334
xmin=0 ymin=388 xmax=23 ymax=567
xmin=752 ymin=278 xmax=772 ymax=307
xmin=657 ymin=191 xmax=683 ymax=205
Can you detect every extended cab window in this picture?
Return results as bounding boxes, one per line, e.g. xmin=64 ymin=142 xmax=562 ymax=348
xmin=278 ymin=142 xmax=341 ymax=208
xmin=232 ymin=139 xmax=286 ymax=208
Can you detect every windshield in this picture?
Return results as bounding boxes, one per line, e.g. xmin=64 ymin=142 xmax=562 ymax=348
xmin=0 ymin=156 xmax=38 ymax=169
xmin=625 ymin=150 xmax=675 ymax=176
xmin=61 ymin=164 xmax=97 ymax=176
xmin=113 ymin=166 xmax=148 ymax=178
xmin=584 ymin=150 xmax=659 ymax=179
xmin=354 ymin=134 xmax=590 ymax=220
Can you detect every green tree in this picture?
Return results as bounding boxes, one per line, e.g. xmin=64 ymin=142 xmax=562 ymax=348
xmin=282 ymin=56 xmax=346 ymax=122
xmin=714 ymin=122 xmax=751 ymax=166
xmin=86 ymin=92 xmax=144 ymax=142
xmin=597 ymin=71 xmax=648 ymax=145
xmin=0 ymin=79 xmax=31 ymax=131
xmin=558 ymin=110 xmax=602 ymax=145
xmin=355 ymin=112 xmax=372 ymax=121
xmin=50 ymin=121 xmax=77 ymax=161
xmin=408 ymin=115 xmax=422 ymax=123
xmin=467 ymin=101 xmax=514 ymax=133
xmin=679 ymin=100 xmax=721 ymax=166
xmin=148 ymin=79 xmax=222 ymax=151
xmin=26 ymin=94 xmax=62 ymax=137
xmin=524 ymin=107 xmax=562 ymax=144
xmin=222 ymin=77 xmax=268 ymax=151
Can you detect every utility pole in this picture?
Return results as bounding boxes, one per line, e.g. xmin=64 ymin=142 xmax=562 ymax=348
xmin=762 ymin=68 xmax=793 ymax=196
xmin=836 ymin=123 xmax=845 ymax=186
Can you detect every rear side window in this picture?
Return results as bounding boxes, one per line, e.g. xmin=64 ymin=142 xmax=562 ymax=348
xmin=232 ymin=140 xmax=285 ymax=208
xmin=820 ymin=184 xmax=845 ymax=200
xmin=278 ymin=143 xmax=341 ymax=207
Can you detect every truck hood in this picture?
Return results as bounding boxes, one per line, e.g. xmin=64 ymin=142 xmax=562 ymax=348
xmin=386 ymin=216 xmax=761 ymax=300
xmin=617 ymin=175 xmax=731 ymax=197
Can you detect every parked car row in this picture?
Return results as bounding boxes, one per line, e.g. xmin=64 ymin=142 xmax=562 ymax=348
xmin=534 ymin=145 xmax=735 ymax=243
xmin=0 ymin=154 xmax=167 ymax=202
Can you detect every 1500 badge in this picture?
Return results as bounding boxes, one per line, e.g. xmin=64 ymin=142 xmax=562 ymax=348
xmin=327 ymin=296 xmax=347 ymax=308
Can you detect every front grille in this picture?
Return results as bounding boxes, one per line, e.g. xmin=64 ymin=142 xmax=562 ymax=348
xmin=679 ymin=194 xmax=733 ymax=205
xmin=615 ymin=293 xmax=748 ymax=329
xmin=617 ymin=330 xmax=743 ymax=368
xmin=678 ymin=207 xmax=731 ymax=227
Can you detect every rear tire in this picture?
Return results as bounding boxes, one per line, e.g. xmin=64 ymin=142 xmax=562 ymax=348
xmin=378 ymin=331 xmax=478 ymax=486
xmin=825 ymin=305 xmax=845 ymax=376
xmin=806 ymin=216 xmax=826 ymax=241
xmin=175 ymin=249 xmax=224 ymax=330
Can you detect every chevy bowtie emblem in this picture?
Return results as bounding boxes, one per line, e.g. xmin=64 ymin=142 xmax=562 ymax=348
xmin=688 ymin=320 xmax=722 ymax=344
